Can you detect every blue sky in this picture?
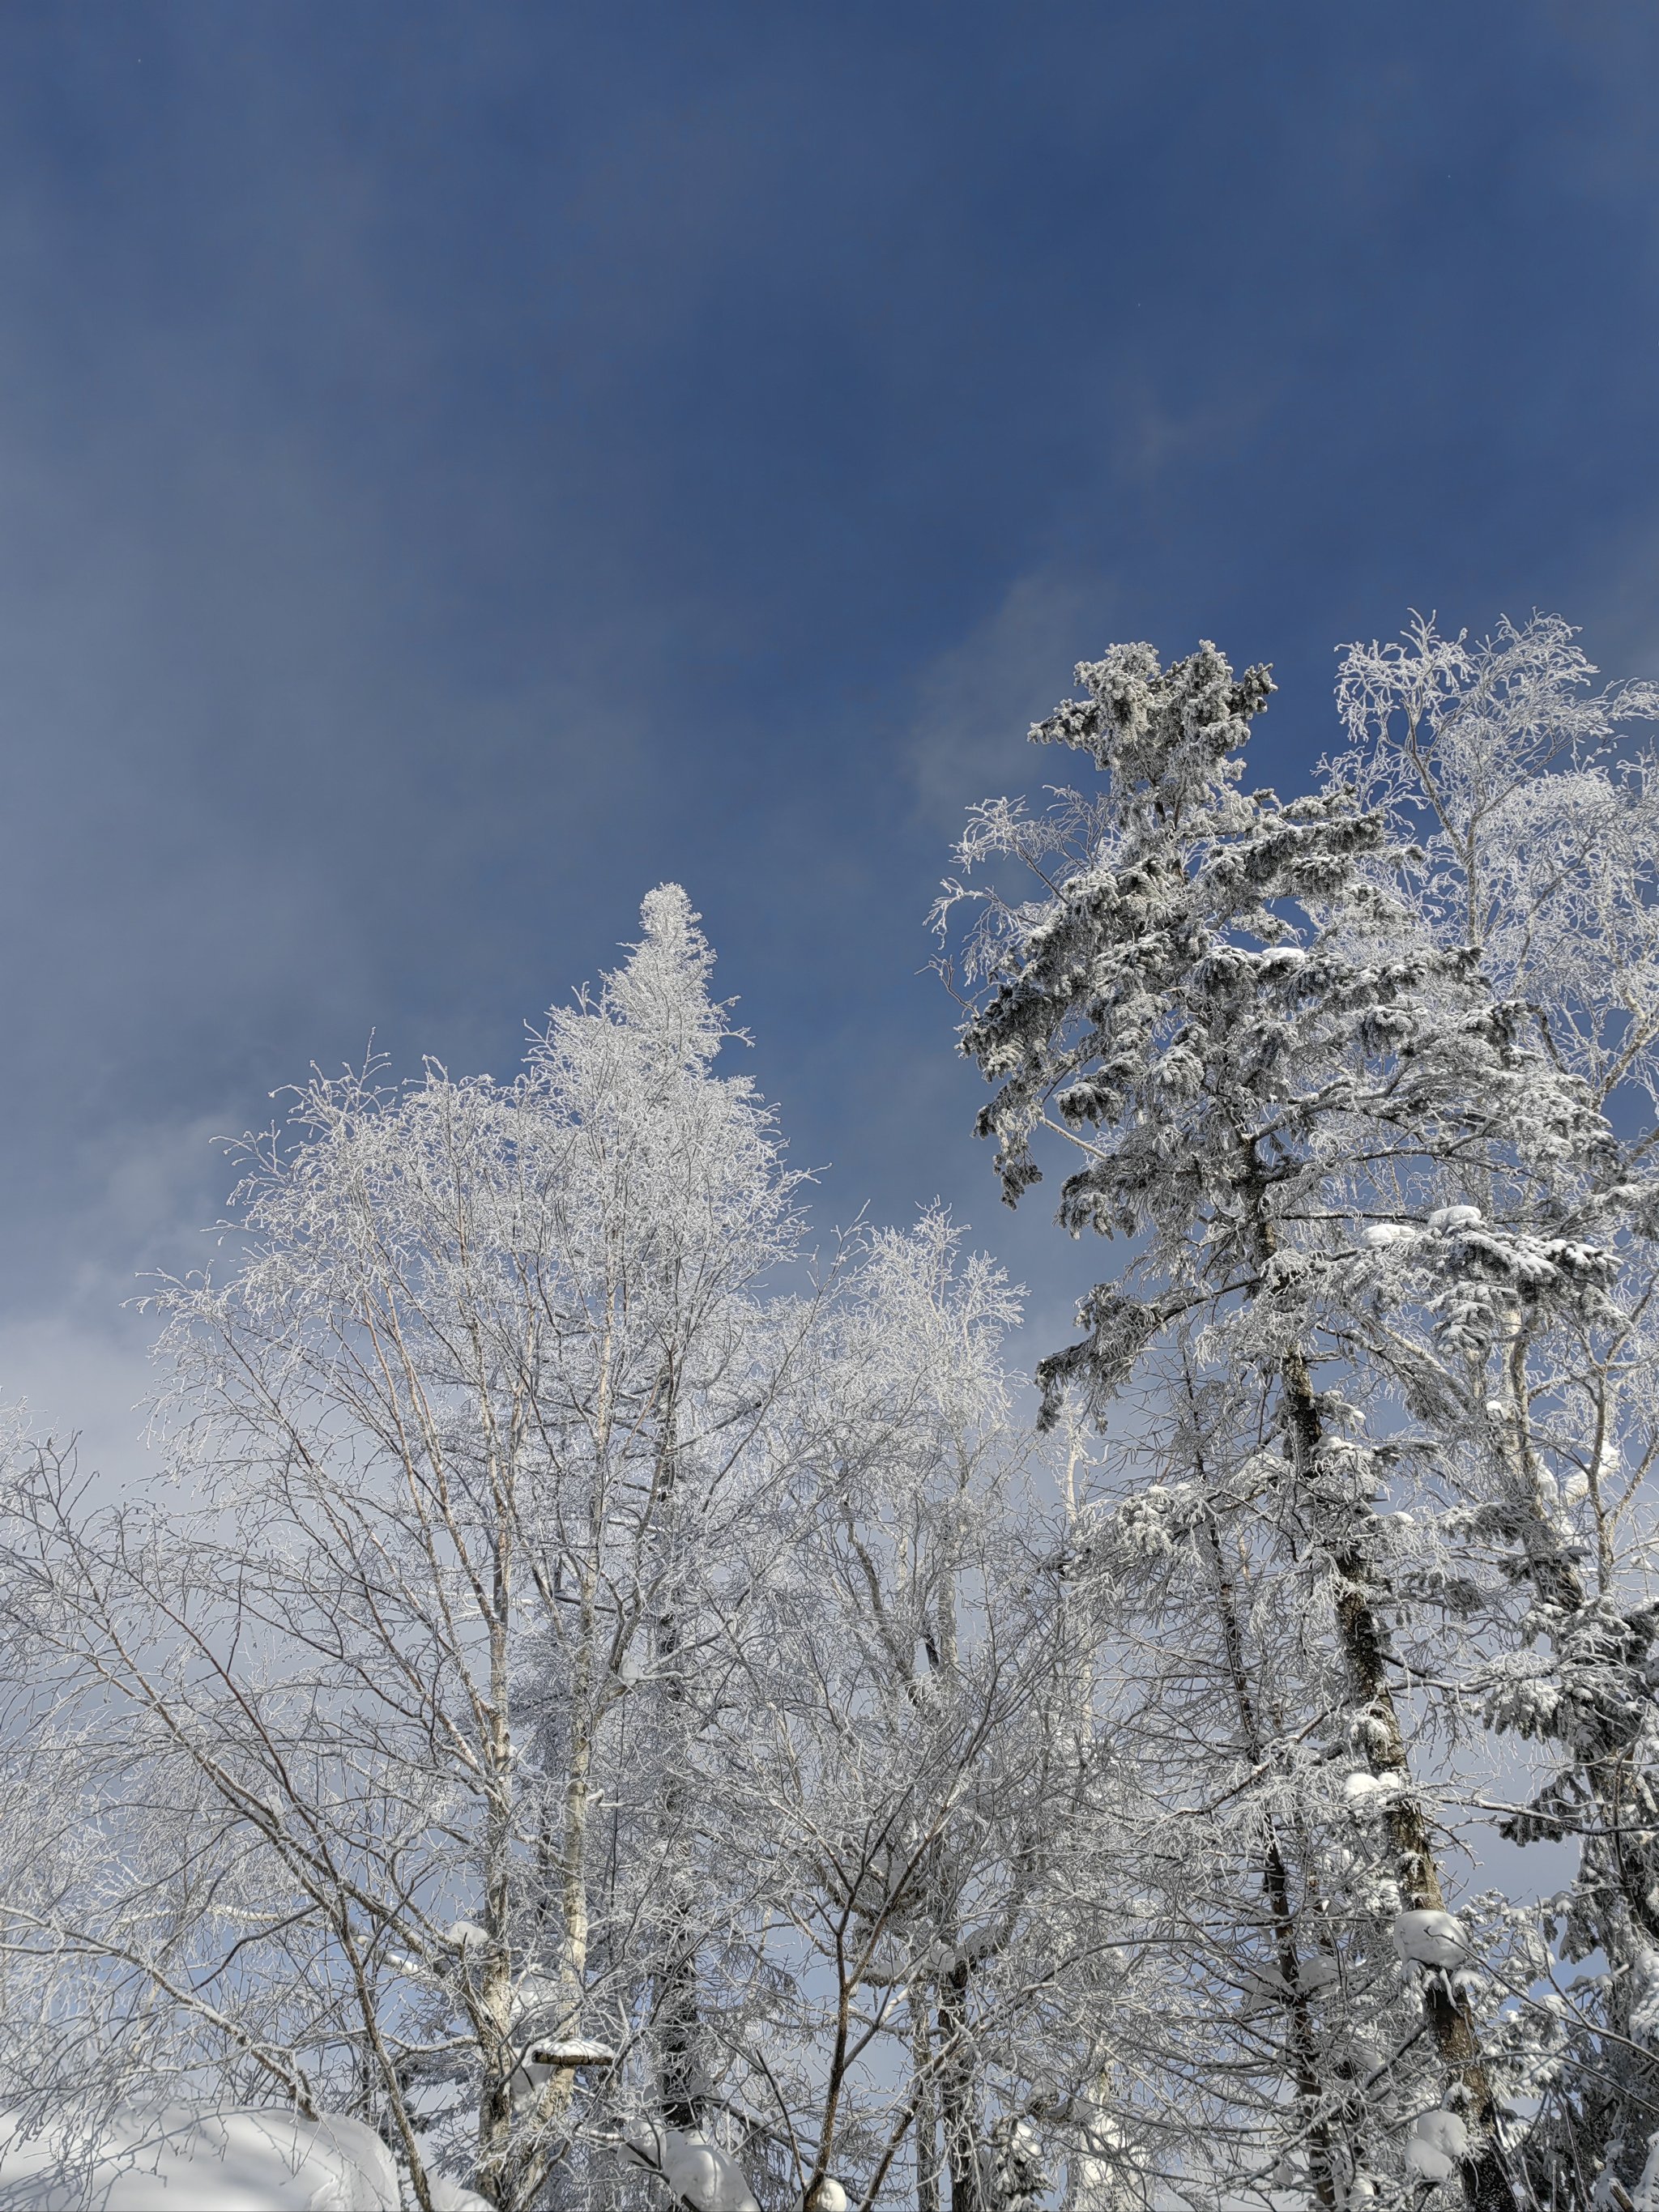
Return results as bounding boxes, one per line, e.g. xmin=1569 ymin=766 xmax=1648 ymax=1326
xmin=2 ymin=1 xmax=1657 ymax=1461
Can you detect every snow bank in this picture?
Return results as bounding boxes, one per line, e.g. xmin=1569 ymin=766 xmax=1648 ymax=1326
xmin=1341 ymin=1771 xmax=1398 ymax=1817
xmin=0 ymin=2106 xmax=404 ymax=2210
xmin=424 ymin=2183 xmax=490 ymax=2212
xmin=1404 ymin=2108 xmax=1468 ymax=2182
xmin=1391 ymin=1908 xmax=1469 ymax=1967
xmin=623 ymin=2120 xmax=760 ymax=2212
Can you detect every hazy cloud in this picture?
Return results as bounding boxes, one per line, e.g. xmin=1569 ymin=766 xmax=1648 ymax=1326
xmin=906 ymin=570 xmax=1117 ymax=833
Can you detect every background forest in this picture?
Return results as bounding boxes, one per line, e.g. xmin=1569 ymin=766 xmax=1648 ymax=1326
xmin=4 ymin=612 xmax=1659 ymax=2212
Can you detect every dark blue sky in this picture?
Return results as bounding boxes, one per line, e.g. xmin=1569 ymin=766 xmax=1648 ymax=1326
xmin=2 ymin=1 xmax=1656 ymax=1456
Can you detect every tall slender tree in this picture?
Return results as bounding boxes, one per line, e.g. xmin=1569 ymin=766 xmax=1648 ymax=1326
xmin=1 ymin=887 xmax=817 ymax=2212
xmin=1325 ymin=616 xmax=1659 ymax=2206
xmin=699 ymin=1215 xmax=1090 ymax=2212
xmin=934 ymin=638 xmax=1567 ymax=2207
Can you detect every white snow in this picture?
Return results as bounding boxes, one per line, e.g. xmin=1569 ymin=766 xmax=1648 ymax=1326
xmin=1632 ymin=2128 xmax=1659 ymax=2211
xmin=1341 ymin=1772 xmax=1398 ymax=1816
xmin=526 ymin=2039 xmax=615 ymax=2068
xmin=1391 ymin=1908 xmax=1469 ymax=1967
xmin=504 ymin=1976 xmax=612 ymax=2101
xmin=1427 ymin=1204 xmax=1482 ymax=1233
xmin=0 ymin=2106 xmax=400 ymax=2210
xmin=801 ymin=2182 xmax=849 ymax=2212
xmin=1404 ymin=2108 xmax=1468 ymax=2181
xmin=623 ymin=2120 xmax=761 ymax=2212
xmin=424 ymin=2183 xmax=490 ymax=2212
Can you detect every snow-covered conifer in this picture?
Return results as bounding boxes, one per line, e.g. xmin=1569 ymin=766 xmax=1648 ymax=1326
xmin=936 ymin=640 xmax=1540 ymax=2207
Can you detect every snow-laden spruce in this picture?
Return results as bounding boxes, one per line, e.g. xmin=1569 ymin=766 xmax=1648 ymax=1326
xmin=936 ymin=640 xmax=1512 ymax=2205
xmin=935 ymin=625 xmax=1659 ymax=2209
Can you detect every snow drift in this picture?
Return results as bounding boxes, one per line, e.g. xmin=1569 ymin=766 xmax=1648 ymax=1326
xmin=0 ymin=2106 xmax=488 ymax=2211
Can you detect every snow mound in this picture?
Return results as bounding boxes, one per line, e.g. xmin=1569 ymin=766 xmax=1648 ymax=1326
xmin=1392 ymin=1908 xmax=1469 ymax=1967
xmin=1342 ymin=1771 xmax=1399 ymax=1817
xmin=426 ymin=2181 xmax=491 ymax=2212
xmin=1632 ymin=2129 xmax=1659 ymax=2211
xmin=0 ymin=2106 xmax=399 ymax=2210
xmin=1427 ymin=1204 xmax=1482 ymax=1233
xmin=623 ymin=2120 xmax=760 ymax=2212
xmin=1404 ymin=2108 xmax=1468 ymax=2181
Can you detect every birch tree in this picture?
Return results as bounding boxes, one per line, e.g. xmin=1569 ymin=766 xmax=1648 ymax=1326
xmin=2 ymin=887 xmax=817 ymax=2212
xmin=1326 ymin=615 xmax=1659 ymax=2206
xmin=700 ymin=1216 xmax=1134 ymax=2212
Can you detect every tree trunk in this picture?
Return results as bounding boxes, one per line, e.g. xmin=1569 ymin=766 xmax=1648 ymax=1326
xmin=1281 ymin=1345 xmax=1515 ymax=2211
xmin=652 ymin=1356 xmax=704 ymax=2133
xmin=1197 ymin=1501 xmax=1341 ymax=2209
xmin=1244 ymin=1157 xmax=1516 ymax=2212
xmin=912 ymin=1988 xmax=942 ymax=2212
xmin=476 ymin=1517 xmax=518 ymax=2206
xmin=937 ymin=1959 xmax=984 ymax=2212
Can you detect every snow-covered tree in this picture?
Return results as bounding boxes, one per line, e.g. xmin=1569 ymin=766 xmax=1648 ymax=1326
xmin=1 ymin=890 xmax=1125 ymax=2212
xmin=1326 ymin=615 xmax=1659 ymax=2206
xmin=1 ymin=888 xmax=819 ymax=2212
xmin=9 ymin=611 xmax=1656 ymax=2212
xmin=693 ymin=1214 xmax=1118 ymax=2212
xmin=1331 ymin=612 xmax=1659 ymax=1119
xmin=933 ymin=639 xmax=1559 ymax=2207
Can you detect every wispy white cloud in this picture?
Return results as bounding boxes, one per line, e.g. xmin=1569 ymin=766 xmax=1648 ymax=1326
xmin=906 ymin=569 xmax=1118 ymax=833
xmin=0 ymin=1108 xmax=239 ymax=1483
